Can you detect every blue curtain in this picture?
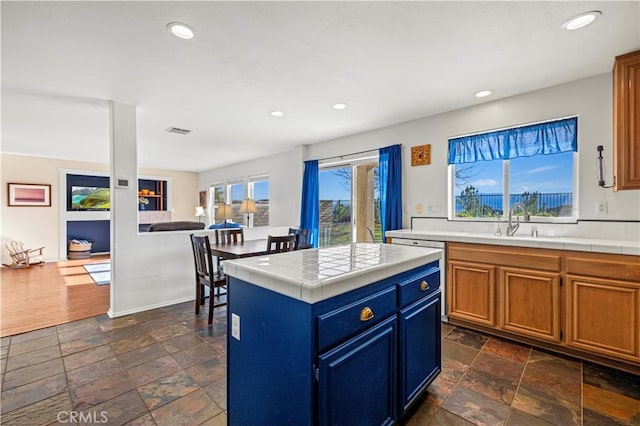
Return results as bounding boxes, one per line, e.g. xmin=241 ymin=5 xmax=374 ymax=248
xmin=300 ymin=160 xmax=319 ymax=248
xmin=379 ymin=144 xmax=402 ymax=240
xmin=448 ymin=117 xmax=577 ymax=164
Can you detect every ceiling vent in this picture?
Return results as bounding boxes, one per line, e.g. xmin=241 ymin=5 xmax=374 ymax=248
xmin=166 ymin=127 xmax=191 ymax=135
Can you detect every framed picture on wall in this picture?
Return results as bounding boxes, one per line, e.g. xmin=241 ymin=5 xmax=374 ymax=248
xmin=199 ymin=190 xmax=207 ymax=208
xmin=8 ymin=183 xmax=52 ymax=207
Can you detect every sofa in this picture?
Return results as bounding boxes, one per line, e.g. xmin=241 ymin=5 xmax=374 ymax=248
xmin=147 ymin=221 xmax=206 ymax=232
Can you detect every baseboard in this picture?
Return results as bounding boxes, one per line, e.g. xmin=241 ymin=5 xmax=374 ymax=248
xmin=107 ymin=295 xmax=194 ymax=318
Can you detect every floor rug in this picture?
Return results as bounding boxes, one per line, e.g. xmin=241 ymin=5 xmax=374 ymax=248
xmin=83 ymin=262 xmax=110 ymax=285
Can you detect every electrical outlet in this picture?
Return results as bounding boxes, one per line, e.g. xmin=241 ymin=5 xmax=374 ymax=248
xmin=232 ymin=313 xmax=240 ymax=340
xmin=595 ymin=201 xmax=608 ymax=214
xmin=416 ymin=204 xmax=423 ymax=214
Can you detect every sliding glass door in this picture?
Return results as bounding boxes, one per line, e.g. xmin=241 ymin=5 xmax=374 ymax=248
xmin=318 ymin=160 xmax=380 ymax=247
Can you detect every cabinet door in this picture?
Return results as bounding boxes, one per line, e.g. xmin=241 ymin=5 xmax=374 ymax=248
xmin=499 ymin=267 xmax=560 ymax=342
xmin=448 ymin=260 xmax=496 ymax=326
xmin=613 ymin=50 xmax=640 ymax=190
xmin=399 ymin=291 xmax=441 ymax=413
xmin=566 ymin=275 xmax=640 ymax=363
xmin=318 ymin=316 xmax=397 ymax=426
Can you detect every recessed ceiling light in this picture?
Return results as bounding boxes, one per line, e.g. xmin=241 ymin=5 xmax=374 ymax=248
xmin=332 ymin=103 xmax=347 ymax=110
xmin=167 ymin=22 xmax=194 ymax=39
xmin=474 ymin=90 xmax=493 ymax=98
xmin=562 ymin=11 xmax=602 ymax=30
xmin=270 ymin=111 xmax=284 ymax=117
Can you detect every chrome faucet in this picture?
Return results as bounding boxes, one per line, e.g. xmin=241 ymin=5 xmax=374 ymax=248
xmin=507 ymin=203 xmax=530 ymax=236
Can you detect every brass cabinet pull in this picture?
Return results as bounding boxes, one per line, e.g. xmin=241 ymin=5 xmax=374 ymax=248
xmin=420 ymin=281 xmax=429 ymax=291
xmin=360 ymin=306 xmax=374 ymax=322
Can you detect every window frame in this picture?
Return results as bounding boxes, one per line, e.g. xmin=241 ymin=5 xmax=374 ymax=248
xmin=248 ymin=174 xmax=269 ymax=228
xmin=448 ymin=153 xmax=579 ymax=223
xmin=319 ymin=153 xmax=379 ymax=246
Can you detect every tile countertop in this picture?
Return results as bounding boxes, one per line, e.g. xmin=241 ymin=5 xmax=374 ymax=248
xmin=385 ymin=229 xmax=640 ymax=256
xmin=224 ymin=243 xmax=442 ymax=304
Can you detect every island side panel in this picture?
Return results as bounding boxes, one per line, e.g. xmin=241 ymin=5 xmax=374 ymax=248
xmin=227 ymin=277 xmax=314 ymax=426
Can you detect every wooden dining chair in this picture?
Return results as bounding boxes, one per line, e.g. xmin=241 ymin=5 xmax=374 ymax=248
xmin=288 ymin=228 xmax=311 ymax=250
xmin=266 ymin=234 xmax=297 ymax=254
xmin=190 ymin=234 xmax=227 ymax=324
xmin=216 ymin=228 xmax=244 ymax=244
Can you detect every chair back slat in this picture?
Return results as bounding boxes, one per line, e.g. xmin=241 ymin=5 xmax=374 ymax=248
xmin=216 ymin=228 xmax=244 ymax=244
xmin=190 ymin=234 xmax=213 ymax=280
xmin=267 ymin=235 xmax=297 ymax=254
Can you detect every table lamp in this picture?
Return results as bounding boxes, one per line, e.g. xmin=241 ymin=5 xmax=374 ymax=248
xmin=214 ymin=203 xmax=233 ymax=227
xmin=195 ymin=206 xmax=206 ymax=223
xmin=239 ymin=198 xmax=257 ymax=227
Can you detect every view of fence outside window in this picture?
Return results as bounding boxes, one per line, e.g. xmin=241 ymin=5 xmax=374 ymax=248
xmin=319 ymin=164 xmax=381 ymax=247
xmin=452 ymin=151 xmax=575 ymax=219
xmin=249 ymin=175 xmax=269 ymax=227
xmin=227 ymin=179 xmax=245 ymax=224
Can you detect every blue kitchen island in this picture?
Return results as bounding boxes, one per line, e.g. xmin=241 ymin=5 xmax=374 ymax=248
xmin=224 ymin=243 xmax=443 ymax=426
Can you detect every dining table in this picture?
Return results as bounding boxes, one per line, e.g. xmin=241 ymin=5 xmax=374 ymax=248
xmin=209 ymin=238 xmax=269 ymax=260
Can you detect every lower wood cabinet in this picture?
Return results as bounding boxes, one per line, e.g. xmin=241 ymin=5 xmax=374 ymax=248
xmin=448 ymin=260 xmax=496 ymax=326
xmin=499 ymin=267 xmax=560 ymax=342
xmin=447 ymin=242 xmax=640 ymax=372
xmin=566 ymin=274 xmax=639 ymax=363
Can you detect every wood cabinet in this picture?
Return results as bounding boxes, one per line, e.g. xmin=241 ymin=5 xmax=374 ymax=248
xmin=447 ymin=242 xmax=640 ymax=373
xmin=613 ymin=50 xmax=640 ymax=190
xmin=566 ymin=275 xmax=639 ymax=363
xmin=499 ymin=267 xmax=560 ymax=342
xmin=448 ymin=260 xmax=496 ymax=326
xmin=565 ymin=252 xmax=640 ymax=364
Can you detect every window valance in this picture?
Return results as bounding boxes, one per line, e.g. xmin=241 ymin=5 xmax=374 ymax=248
xmin=448 ymin=117 xmax=577 ymax=165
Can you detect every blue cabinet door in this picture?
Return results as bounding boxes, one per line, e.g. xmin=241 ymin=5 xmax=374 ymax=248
xmin=318 ymin=316 xmax=398 ymax=426
xmin=399 ymin=290 xmax=442 ymax=412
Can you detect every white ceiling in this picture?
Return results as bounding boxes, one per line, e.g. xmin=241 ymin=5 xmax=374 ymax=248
xmin=2 ymin=1 xmax=639 ymax=172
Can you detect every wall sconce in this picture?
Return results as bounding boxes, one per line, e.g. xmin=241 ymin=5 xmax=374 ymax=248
xmin=239 ymin=198 xmax=257 ymax=227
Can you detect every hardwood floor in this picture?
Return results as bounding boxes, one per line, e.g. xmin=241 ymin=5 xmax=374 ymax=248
xmin=0 ymin=256 xmax=110 ymax=337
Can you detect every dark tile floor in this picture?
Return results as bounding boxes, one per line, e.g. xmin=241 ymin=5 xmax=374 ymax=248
xmin=1 ymin=301 xmax=639 ymax=425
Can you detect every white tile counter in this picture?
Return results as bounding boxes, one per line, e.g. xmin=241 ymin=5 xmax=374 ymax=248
xmin=386 ymin=229 xmax=640 ymax=256
xmin=224 ymin=243 xmax=442 ymax=303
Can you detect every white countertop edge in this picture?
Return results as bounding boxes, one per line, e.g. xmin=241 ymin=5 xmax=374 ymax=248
xmin=386 ymin=230 xmax=639 ymax=254
xmin=226 ymin=245 xmax=442 ymax=304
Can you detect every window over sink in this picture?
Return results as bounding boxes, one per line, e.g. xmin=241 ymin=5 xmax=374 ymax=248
xmin=448 ymin=117 xmax=577 ymax=221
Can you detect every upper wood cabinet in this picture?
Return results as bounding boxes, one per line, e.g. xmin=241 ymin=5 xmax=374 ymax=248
xmin=613 ymin=50 xmax=640 ymax=190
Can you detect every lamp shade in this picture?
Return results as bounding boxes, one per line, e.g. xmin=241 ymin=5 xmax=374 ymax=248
xmin=214 ymin=203 xmax=233 ymax=221
xmin=239 ymin=198 xmax=258 ymax=214
xmin=195 ymin=206 xmax=205 ymax=217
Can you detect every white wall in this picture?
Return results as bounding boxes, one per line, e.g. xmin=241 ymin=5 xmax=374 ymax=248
xmin=199 ymin=73 xmax=639 ymax=242
xmin=26 ymin=72 xmax=636 ymax=317
xmin=198 ymin=147 xmax=304 ymax=228
xmin=306 ymin=73 xmax=639 ymax=224
xmin=0 ymin=153 xmax=198 ymax=264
